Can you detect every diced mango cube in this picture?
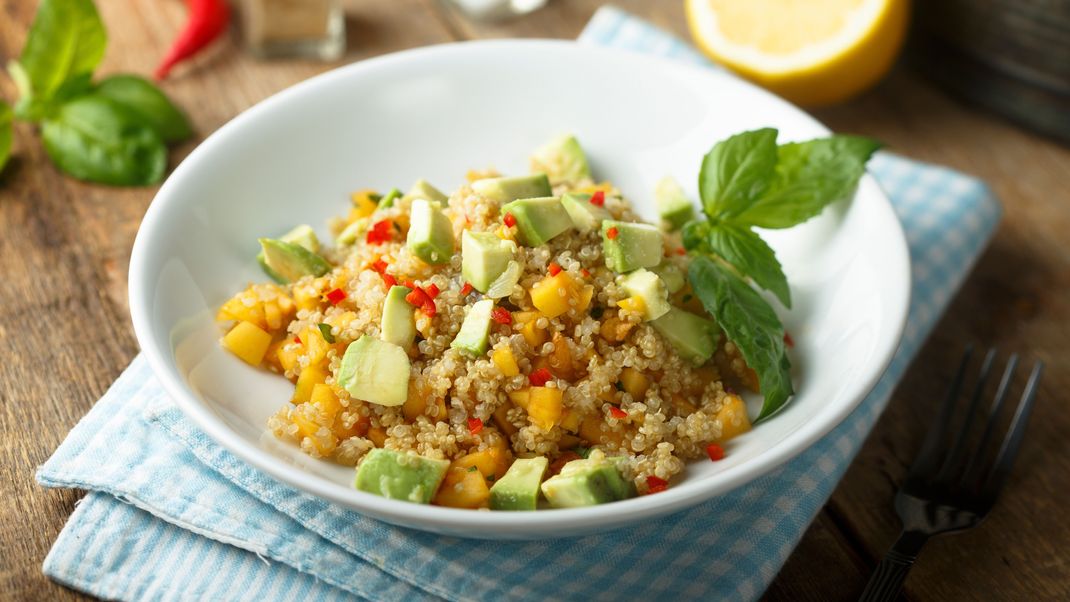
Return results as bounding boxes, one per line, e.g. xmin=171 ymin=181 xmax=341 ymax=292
xmin=493 ymin=405 xmax=518 ymax=436
xmin=527 ymin=386 xmax=563 ymax=431
xmin=222 ymin=321 xmax=273 ymax=366
xmin=453 ymin=446 xmax=509 ymax=480
xmin=293 ymin=363 xmax=328 ymax=405
xmin=530 ymin=272 xmax=578 ymax=318
xmin=715 ymin=394 xmax=752 ymax=442
xmin=333 ymin=413 xmax=370 ymax=440
xmin=291 ymin=406 xmax=337 ymax=456
xmin=513 ymin=311 xmax=547 ymax=349
xmin=367 ymin=426 xmax=387 ymax=447
xmin=310 ymin=383 xmax=342 ymax=421
xmin=507 ymin=388 xmax=530 ymax=410
xmin=619 ymin=367 xmax=650 ymax=401
xmin=492 ymin=346 xmax=520 ymax=377
xmin=434 ymin=466 xmax=490 ymax=509
xmin=217 ymin=296 xmax=266 ymax=329
xmin=547 ymin=332 xmax=575 ymax=381
xmin=560 ymin=408 xmax=584 ymax=433
xmin=616 ymin=295 xmax=646 ymax=316
xmin=350 ymin=189 xmax=379 ymax=219
xmin=276 ymin=342 xmax=301 ymax=373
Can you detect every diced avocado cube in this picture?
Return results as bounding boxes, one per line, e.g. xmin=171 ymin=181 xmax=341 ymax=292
xmin=650 ymin=262 xmax=685 ymax=294
xmin=354 ymin=448 xmax=450 ymax=504
xmin=489 ymin=457 xmax=549 ymax=511
xmin=561 ymin=192 xmax=611 ymax=232
xmin=540 ymin=457 xmax=636 ymax=508
xmin=336 ymin=217 xmax=369 ymax=245
xmin=654 ymin=176 xmax=695 ymax=231
xmin=450 ymin=299 xmax=494 ymax=356
xmin=601 ymin=220 xmax=663 ymax=273
xmin=381 ymin=285 xmax=416 ymax=350
xmin=650 ymin=307 xmax=717 ymax=364
xmin=462 ymin=230 xmax=515 ymax=293
xmin=471 ymin=174 xmax=551 ymax=203
xmin=257 ymin=225 xmax=321 ymax=282
xmin=338 ymin=335 xmax=410 ymax=406
xmin=501 ymin=197 xmax=573 ymax=246
xmin=405 ymin=179 xmax=448 ymax=204
xmin=406 ymin=198 xmax=455 ymax=265
xmin=377 ymin=187 xmax=402 ymax=209
xmin=259 ymin=238 xmax=331 ymax=283
xmin=618 ymin=269 xmax=670 ymax=321
xmin=530 ymin=134 xmax=591 ymax=183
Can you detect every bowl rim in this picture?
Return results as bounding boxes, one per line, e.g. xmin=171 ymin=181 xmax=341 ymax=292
xmin=129 ymin=38 xmax=912 ymax=537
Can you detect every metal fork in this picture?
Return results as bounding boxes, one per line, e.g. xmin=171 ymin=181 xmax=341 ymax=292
xmin=859 ymin=348 xmax=1044 ymax=601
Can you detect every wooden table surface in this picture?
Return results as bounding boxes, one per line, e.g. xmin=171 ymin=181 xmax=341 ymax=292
xmin=2 ymin=1 xmax=1068 ymax=600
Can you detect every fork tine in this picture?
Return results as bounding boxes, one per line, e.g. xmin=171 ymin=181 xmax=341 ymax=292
xmin=936 ymin=348 xmax=997 ymax=482
xmin=907 ymin=347 xmax=973 ymax=481
xmin=979 ymin=361 xmax=1044 ymax=499
xmin=962 ymin=354 xmax=1019 ymax=484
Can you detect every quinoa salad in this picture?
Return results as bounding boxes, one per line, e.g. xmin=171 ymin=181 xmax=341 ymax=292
xmin=215 ymin=130 xmax=877 ymax=509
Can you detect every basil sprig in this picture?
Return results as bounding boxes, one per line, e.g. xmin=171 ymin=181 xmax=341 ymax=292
xmin=685 ymin=128 xmax=879 ymax=419
xmin=1 ymin=0 xmax=191 ymax=185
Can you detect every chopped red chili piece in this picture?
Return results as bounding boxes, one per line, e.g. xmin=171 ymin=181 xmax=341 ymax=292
xmin=528 ymin=368 xmax=553 ymax=387
xmin=371 ymin=259 xmax=388 ymax=274
xmin=676 ymin=247 xmax=687 ymax=256
xmin=424 ymin=283 xmax=440 ymax=299
xmin=422 ymin=299 xmax=437 ymax=318
xmin=405 ymin=287 xmax=430 ymax=308
xmin=609 ymin=406 xmax=628 ymax=420
xmin=580 ymin=268 xmax=591 ymax=278
xmin=706 ymin=443 xmax=725 ymax=462
xmin=403 ymin=280 xmax=417 ymax=290
xmin=646 ymin=475 xmax=668 ymax=494
xmin=325 ymin=288 xmax=347 ymax=305
xmin=460 ymin=282 xmax=474 ymax=296
xmin=606 ymin=227 xmax=619 ymax=240
xmin=382 ymin=273 xmax=397 ymax=289
xmin=503 ymin=213 xmax=517 ymax=227
xmin=491 ymin=307 xmax=512 ymax=324
xmin=365 ymin=219 xmax=393 ymax=245
xmin=783 ymin=332 xmax=795 ymax=348
xmin=468 ymin=417 xmax=484 ymax=435
xmin=548 ymin=262 xmax=562 ymax=276
xmin=589 ymin=190 xmax=605 ymax=206
xmin=293 ymin=335 xmax=302 ymax=344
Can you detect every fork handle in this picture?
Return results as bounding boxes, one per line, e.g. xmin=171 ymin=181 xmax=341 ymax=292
xmin=859 ymin=531 xmax=928 ymax=602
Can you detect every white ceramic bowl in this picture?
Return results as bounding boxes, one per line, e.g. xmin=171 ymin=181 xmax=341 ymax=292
xmin=129 ymin=40 xmax=910 ymax=539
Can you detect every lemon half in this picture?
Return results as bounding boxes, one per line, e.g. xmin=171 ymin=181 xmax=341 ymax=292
xmin=685 ymin=0 xmax=910 ymax=106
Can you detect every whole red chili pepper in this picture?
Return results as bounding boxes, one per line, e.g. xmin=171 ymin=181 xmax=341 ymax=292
xmin=155 ymin=0 xmax=230 ymax=80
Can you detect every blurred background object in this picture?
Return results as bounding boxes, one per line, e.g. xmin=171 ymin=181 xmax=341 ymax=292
xmin=910 ymin=0 xmax=1070 ymax=144
xmin=242 ymin=0 xmax=345 ymax=60
xmin=447 ymin=0 xmax=549 ymax=22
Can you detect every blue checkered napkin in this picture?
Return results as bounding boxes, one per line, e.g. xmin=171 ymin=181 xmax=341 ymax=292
xmin=36 ymin=7 xmax=1002 ymax=602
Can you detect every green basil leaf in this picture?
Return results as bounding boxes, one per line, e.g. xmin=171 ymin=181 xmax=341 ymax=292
xmin=698 ymin=128 xmax=778 ymax=219
xmin=0 ymin=100 xmax=13 ymax=173
xmin=734 ymin=135 xmax=881 ymax=229
xmin=707 ymin=222 xmax=791 ymax=308
xmin=680 ymin=219 xmax=710 ymax=252
xmin=16 ymin=0 xmax=106 ymax=109
xmin=317 ymin=323 xmax=335 ymax=344
xmin=42 ymin=94 xmax=167 ymax=186
xmin=95 ymin=75 xmax=193 ymax=143
xmin=688 ymin=255 xmax=793 ymax=420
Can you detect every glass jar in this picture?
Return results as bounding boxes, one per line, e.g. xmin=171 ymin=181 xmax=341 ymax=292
xmin=242 ymin=0 xmax=345 ymax=60
xmin=448 ymin=0 xmax=548 ymax=21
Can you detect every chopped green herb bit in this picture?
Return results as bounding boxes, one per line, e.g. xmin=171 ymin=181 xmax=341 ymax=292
xmin=317 ymin=323 xmax=335 ymax=344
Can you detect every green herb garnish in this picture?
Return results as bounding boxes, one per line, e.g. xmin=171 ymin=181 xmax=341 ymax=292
xmin=317 ymin=323 xmax=335 ymax=344
xmin=0 ymin=0 xmax=191 ymax=184
xmin=684 ymin=128 xmax=879 ymax=420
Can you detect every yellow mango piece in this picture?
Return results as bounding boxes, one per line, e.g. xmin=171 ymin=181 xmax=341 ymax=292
xmin=671 ymin=393 xmax=698 ymax=415
xmin=619 ymin=367 xmax=650 ymax=400
xmin=310 ymin=383 xmax=342 ymax=421
xmin=530 ymin=272 xmax=578 ymax=318
xmin=577 ymin=285 xmax=594 ymax=313
xmin=453 ymin=447 xmax=508 ymax=480
xmin=276 ymin=342 xmax=301 ymax=373
xmin=302 ymin=326 xmax=331 ymax=364
xmin=715 ymin=394 xmax=752 ymax=442
xmin=350 ymin=189 xmax=379 ymax=219
xmin=333 ymin=414 xmax=370 ymax=440
xmin=527 ymin=386 xmax=563 ymax=431
xmin=507 ymin=389 xmax=530 ymax=410
xmin=560 ymin=408 xmax=584 ymax=433
xmin=547 ymin=332 xmax=575 ymax=381
xmin=579 ymin=413 xmax=624 ymax=447
xmin=217 ymin=296 xmax=266 ymax=329
xmin=616 ymin=295 xmax=647 ymax=316
xmin=493 ymin=404 xmax=518 ymax=436
xmin=222 ymin=321 xmax=272 ymax=366
xmin=293 ymin=363 xmax=328 ymax=405
xmin=492 ymin=346 xmax=520 ymax=377
xmin=291 ymin=406 xmax=337 ymax=456
xmin=263 ymin=340 xmax=284 ymax=372
xmin=293 ymin=285 xmax=322 ymax=312
xmin=367 ymin=426 xmax=387 ymax=447
xmin=403 ymin=380 xmax=432 ymax=421
xmin=263 ymin=301 xmax=283 ymax=331
xmin=434 ymin=467 xmax=490 ymax=509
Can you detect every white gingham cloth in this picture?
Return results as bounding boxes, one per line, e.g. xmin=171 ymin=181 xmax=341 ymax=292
xmin=36 ymin=7 xmax=1002 ymax=601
